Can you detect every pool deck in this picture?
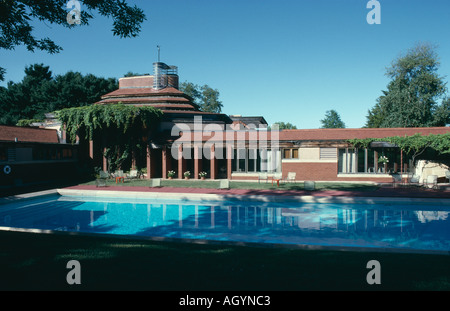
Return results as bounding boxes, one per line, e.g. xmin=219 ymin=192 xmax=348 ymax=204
xmin=2 ymin=184 xmax=450 ymax=205
xmin=53 ymin=184 xmax=450 ymax=206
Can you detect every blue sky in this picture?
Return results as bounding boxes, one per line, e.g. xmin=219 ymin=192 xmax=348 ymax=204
xmin=1 ymin=0 xmax=450 ymax=129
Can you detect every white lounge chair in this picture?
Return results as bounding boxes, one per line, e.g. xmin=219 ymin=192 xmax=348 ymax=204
xmin=391 ymin=173 xmax=402 ymax=188
xmin=406 ymin=173 xmax=421 ymax=187
xmin=96 ymin=170 xmax=109 ymax=187
xmin=258 ymin=173 xmax=268 ymax=183
xmin=128 ymin=169 xmax=138 ymax=179
xmin=286 ymin=172 xmax=296 ymax=183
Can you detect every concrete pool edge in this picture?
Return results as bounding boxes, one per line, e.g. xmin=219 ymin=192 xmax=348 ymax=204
xmin=55 ymin=188 xmax=450 ymax=206
xmin=0 ymin=189 xmax=59 ymax=205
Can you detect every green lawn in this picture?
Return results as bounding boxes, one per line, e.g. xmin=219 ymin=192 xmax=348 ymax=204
xmin=0 ymin=230 xmax=449 ymax=291
xmin=82 ymin=178 xmax=380 ymax=192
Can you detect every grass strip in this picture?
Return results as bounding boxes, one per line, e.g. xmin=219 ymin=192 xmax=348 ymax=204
xmin=0 ymin=230 xmax=449 ymax=291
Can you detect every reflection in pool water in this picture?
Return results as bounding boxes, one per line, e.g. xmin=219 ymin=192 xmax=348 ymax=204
xmin=1 ymin=195 xmax=449 ymax=253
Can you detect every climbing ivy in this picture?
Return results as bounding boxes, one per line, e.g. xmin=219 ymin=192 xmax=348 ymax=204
xmin=56 ymin=103 xmax=163 ymax=172
xmin=348 ymin=133 xmax=450 ymax=164
xmin=348 ymin=133 xmax=450 ymax=154
xmin=56 ymin=103 xmax=163 ymax=142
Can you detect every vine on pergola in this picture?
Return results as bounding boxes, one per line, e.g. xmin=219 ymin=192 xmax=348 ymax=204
xmin=56 ymin=103 xmax=163 ymax=171
xmin=348 ymin=133 xmax=450 ymax=164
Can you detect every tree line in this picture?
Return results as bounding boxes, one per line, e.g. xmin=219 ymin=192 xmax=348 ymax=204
xmin=0 ymin=64 xmax=118 ymax=125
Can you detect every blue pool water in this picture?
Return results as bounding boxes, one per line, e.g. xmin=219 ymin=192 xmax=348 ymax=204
xmin=1 ymin=195 xmax=450 ymax=253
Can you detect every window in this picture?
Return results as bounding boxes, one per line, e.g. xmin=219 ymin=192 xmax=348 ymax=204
xmin=338 ymin=148 xmax=356 ymax=173
xmin=339 ymin=147 xmax=406 ymax=174
xmin=232 ymin=148 xmax=281 ymax=173
xmin=0 ymin=147 xmax=7 ymax=161
xmin=62 ymin=148 xmax=73 ymax=159
xmin=320 ymin=148 xmax=337 ymax=160
xmin=283 ymin=148 xmax=299 ymax=159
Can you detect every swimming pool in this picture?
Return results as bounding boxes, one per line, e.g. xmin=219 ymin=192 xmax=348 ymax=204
xmin=1 ymin=194 xmax=450 ymax=254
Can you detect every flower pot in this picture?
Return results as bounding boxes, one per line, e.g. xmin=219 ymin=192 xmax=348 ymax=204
xmin=201 ymin=177 xmax=205 ymax=180
xmin=184 ymin=177 xmax=189 ymax=180
xmin=168 ymin=176 xmax=173 ymax=180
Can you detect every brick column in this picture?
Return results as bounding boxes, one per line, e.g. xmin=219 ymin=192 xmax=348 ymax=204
xmin=194 ymin=145 xmax=202 ymax=179
xmin=89 ymin=140 xmax=94 ymax=160
xmin=102 ymin=134 xmax=107 ymax=172
xmin=227 ymin=145 xmax=232 ymax=180
xmin=374 ymin=150 xmax=378 ymax=173
xmin=132 ymin=148 xmax=137 ymax=170
xmin=146 ymin=145 xmax=151 ymax=179
xmin=162 ymin=146 xmax=170 ymax=179
xmin=178 ymin=144 xmax=184 ymax=179
xmin=102 ymin=147 xmax=107 ymax=172
xmin=210 ymin=144 xmax=216 ymax=180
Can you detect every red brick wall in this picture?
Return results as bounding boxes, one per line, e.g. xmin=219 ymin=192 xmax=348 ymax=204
xmin=283 ymin=162 xmax=337 ymax=181
xmin=119 ymin=76 xmax=153 ymax=88
xmin=229 ymin=162 xmax=393 ymax=183
xmin=282 ymin=162 xmax=392 ymax=182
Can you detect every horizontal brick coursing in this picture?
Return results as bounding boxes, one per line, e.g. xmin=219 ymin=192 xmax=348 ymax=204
xmin=230 ymin=163 xmax=392 ymax=182
xmin=0 ymin=125 xmax=59 ymax=143
xmin=283 ymin=162 xmax=338 ymax=181
xmin=280 ymin=162 xmax=392 ymax=182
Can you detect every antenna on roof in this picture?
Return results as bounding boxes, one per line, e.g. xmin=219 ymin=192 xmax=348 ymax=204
xmin=157 ymin=45 xmax=160 ymax=62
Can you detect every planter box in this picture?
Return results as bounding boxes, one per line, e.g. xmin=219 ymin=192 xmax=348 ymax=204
xmin=304 ymin=181 xmax=315 ymax=191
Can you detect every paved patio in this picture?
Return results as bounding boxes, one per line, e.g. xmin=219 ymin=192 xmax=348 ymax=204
xmin=63 ymin=183 xmax=450 ymax=199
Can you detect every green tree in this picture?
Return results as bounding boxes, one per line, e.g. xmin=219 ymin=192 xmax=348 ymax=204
xmin=0 ymin=64 xmax=117 ymax=125
xmin=0 ymin=64 xmax=53 ymax=125
xmin=179 ymin=81 xmax=223 ymax=113
xmin=270 ymin=122 xmax=297 ymax=130
xmin=0 ymin=0 xmax=146 ymax=81
xmin=433 ymin=97 xmax=450 ymax=126
xmin=180 ymin=81 xmax=201 ymax=104
xmin=200 ymin=84 xmax=223 ymax=113
xmin=366 ymin=43 xmax=448 ymax=128
xmin=320 ymin=110 xmax=346 ymax=128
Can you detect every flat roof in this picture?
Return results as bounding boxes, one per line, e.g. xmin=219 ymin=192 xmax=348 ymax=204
xmin=0 ymin=125 xmax=59 ymax=144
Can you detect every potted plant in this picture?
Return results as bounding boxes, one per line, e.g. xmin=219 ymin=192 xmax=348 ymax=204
xmin=199 ymin=171 xmax=207 ymax=180
xmin=167 ymin=170 xmax=175 ymax=179
xmin=184 ymin=171 xmax=191 ymax=180
xmin=378 ymin=155 xmax=389 ymax=173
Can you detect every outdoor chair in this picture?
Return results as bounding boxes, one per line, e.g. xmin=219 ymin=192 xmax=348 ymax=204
xmin=114 ymin=170 xmax=125 ymax=183
xmin=95 ymin=170 xmax=109 ymax=187
xmin=391 ymin=173 xmax=402 ymax=188
xmin=258 ymin=173 xmax=268 ymax=183
xmin=127 ymin=169 xmax=138 ymax=180
xmin=286 ymin=172 xmax=296 ymax=183
xmin=219 ymin=179 xmax=230 ymax=190
xmin=149 ymin=178 xmax=162 ymax=188
xmin=405 ymin=173 xmax=421 ymax=187
xmin=99 ymin=170 xmax=109 ymax=179
xmin=425 ymin=175 xmax=438 ymax=189
xmin=445 ymin=170 xmax=450 ymax=183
